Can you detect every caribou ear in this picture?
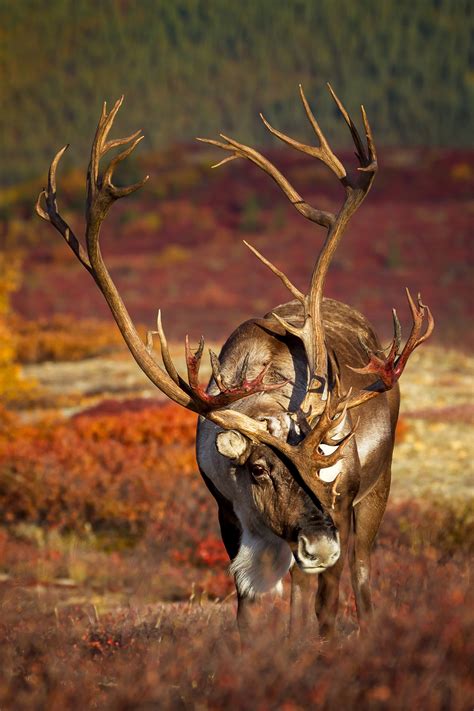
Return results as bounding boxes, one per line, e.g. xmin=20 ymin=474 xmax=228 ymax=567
xmin=216 ymin=430 xmax=251 ymax=463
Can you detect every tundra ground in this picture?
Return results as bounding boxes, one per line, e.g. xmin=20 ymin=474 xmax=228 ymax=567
xmin=0 ymin=345 xmax=472 ymax=710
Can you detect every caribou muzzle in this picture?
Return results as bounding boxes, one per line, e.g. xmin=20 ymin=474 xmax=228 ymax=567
xmin=294 ymin=530 xmax=340 ymax=573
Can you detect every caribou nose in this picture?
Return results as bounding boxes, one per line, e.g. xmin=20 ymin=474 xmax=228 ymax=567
xmin=297 ymin=532 xmax=340 ymax=572
xmin=300 ymin=535 xmax=320 ymax=562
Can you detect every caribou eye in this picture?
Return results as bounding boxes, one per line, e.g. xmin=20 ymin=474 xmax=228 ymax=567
xmin=251 ymin=463 xmax=267 ymax=478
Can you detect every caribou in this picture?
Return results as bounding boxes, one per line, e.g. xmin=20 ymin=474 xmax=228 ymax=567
xmin=36 ymin=84 xmax=433 ymax=640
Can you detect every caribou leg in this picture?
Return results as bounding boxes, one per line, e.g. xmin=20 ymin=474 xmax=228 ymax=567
xmin=236 ymin=593 xmax=256 ymax=647
xmin=199 ymin=468 xmax=253 ymax=645
xmin=289 ymin=564 xmax=313 ymax=638
xmin=314 ymin=506 xmax=351 ymax=638
xmin=350 ymin=462 xmax=391 ymax=629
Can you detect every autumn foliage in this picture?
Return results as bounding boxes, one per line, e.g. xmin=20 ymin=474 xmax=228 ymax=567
xmin=0 ymin=401 xmax=198 ymax=532
xmin=0 ymin=398 xmax=472 ymax=708
xmin=0 ymin=253 xmax=34 ymax=401
xmin=13 ymin=315 xmax=125 ymax=364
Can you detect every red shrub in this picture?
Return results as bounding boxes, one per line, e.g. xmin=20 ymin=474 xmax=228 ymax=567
xmin=0 ymin=401 xmax=198 ymax=532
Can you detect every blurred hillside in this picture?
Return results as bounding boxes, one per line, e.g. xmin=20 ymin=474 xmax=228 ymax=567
xmin=2 ymin=143 xmax=473 ymax=351
xmin=2 ymin=0 xmax=473 ymax=186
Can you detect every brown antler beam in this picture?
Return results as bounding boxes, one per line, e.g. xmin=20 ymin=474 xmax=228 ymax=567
xmin=199 ymin=84 xmax=378 ymax=414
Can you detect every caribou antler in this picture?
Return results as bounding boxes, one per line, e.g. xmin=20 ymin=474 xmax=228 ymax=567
xmin=299 ymin=288 xmax=435 ymax=419
xmin=36 ymin=89 xmax=432 ymax=514
xmin=200 ymin=85 xmax=434 ymax=422
xmin=347 ymin=289 xmax=435 ymax=390
xmin=199 ymin=84 xmax=378 ymax=414
xmin=198 ymin=83 xmax=433 ymax=504
xmin=33 ymin=90 xmax=355 ymax=508
xmin=36 ymin=97 xmax=287 ymax=418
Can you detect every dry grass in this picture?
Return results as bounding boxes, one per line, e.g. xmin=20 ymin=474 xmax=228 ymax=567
xmin=392 ymin=346 xmax=473 ymax=500
xmin=0 ymin=511 xmax=472 ymax=710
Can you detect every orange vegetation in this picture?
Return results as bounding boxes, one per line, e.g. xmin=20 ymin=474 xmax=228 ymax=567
xmin=13 ymin=315 xmax=125 ymax=364
xmin=0 ymin=398 xmax=472 ymax=708
xmin=0 ymin=402 xmax=197 ymax=532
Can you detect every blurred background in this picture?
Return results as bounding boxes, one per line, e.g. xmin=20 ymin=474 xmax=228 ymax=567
xmin=0 ymin=3 xmax=473 ymax=706
xmin=1 ymin=1 xmax=472 ymax=354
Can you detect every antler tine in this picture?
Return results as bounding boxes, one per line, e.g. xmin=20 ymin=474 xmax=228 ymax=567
xmin=102 ymin=134 xmax=147 ymax=195
xmin=219 ymin=132 xmax=299 ymax=190
xmin=154 ymin=310 xmax=185 ymax=387
xmin=405 ymin=288 xmax=435 ymax=347
xmin=146 ymin=326 xmax=192 ymax=389
xmin=326 ymin=83 xmax=369 ymax=167
xmin=317 ymin=426 xmax=356 ymax=468
xmin=103 ymin=129 xmax=143 ymax=155
xmin=209 ymin=349 xmax=226 ymax=391
xmin=212 ymin=155 xmax=240 ymax=169
xmin=36 ymin=146 xmax=92 ymax=272
xmin=35 ymin=190 xmax=50 ymax=224
xmin=298 ymin=84 xmax=347 ymax=180
xmin=88 ymin=96 xmax=150 ymax=202
xmin=298 ymin=84 xmax=326 ymax=146
xmin=98 ymin=97 xmax=124 ymax=155
xmin=258 ymin=85 xmax=346 ymax=180
xmin=35 ymin=145 xmax=67 ymax=221
xmin=383 ymin=289 xmax=435 ymax=383
xmin=309 ymin=415 xmax=359 ymax=504
xmin=185 ymin=335 xmax=205 ymax=392
xmin=243 ymin=240 xmax=305 ymax=305
xmin=197 ymin=134 xmax=335 ymax=229
xmin=196 ymin=137 xmax=244 ymax=170
xmin=392 ymin=308 xmax=402 ymax=351
xmin=271 ymin=311 xmax=304 ymax=339
xmin=47 ymin=144 xmax=68 ymax=202
xmin=328 ymin=348 xmax=347 ymax=402
xmin=89 ymin=98 xmax=122 ymax=185
xmin=258 ymin=112 xmax=315 ymax=156
xmin=302 ymin=388 xmax=335 ymax=450
xmin=345 ymin=287 xmax=434 ymax=397
xmin=237 ymin=352 xmax=250 ymax=386
xmin=324 ymin=401 xmax=349 ymax=444
xmin=359 ymin=105 xmax=378 ymax=170
xmin=379 ymin=308 xmax=402 ymax=365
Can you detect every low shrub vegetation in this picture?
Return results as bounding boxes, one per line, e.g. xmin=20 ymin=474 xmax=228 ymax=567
xmin=14 ymin=315 xmax=125 ymax=364
xmin=0 ymin=399 xmax=472 ymax=708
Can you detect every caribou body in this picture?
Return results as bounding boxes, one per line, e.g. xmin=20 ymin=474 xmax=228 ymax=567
xmin=197 ymin=298 xmax=400 ymax=636
xmin=36 ymin=84 xmax=433 ymax=639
